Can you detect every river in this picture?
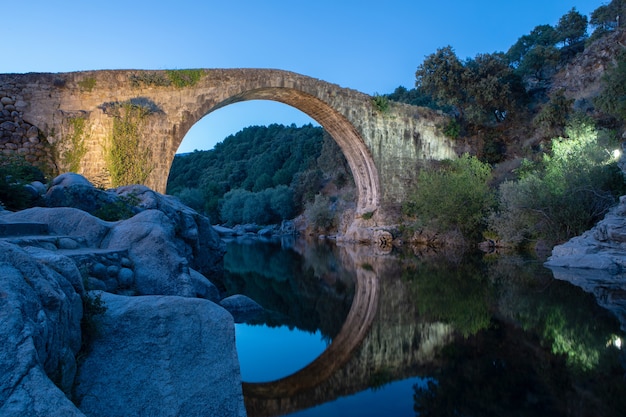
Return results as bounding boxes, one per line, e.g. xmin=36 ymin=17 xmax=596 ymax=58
xmin=212 ymin=237 xmax=626 ymax=417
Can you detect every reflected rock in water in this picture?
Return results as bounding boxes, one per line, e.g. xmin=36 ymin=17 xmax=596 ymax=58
xmin=548 ymin=266 xmax=626 ymax=332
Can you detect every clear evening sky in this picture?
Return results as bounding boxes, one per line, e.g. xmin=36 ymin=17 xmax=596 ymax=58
xmin=2 ymin=0 xmax=604 ymax=153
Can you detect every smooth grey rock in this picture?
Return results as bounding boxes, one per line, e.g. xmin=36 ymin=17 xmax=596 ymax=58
xmin=57 ymin=237 xmax=80 ymax=250
xmin=220 ymin=294 xmax=265 ymax=323
xmin=44 ymin=173 xmax=130 ymax=218
xmin=0 ymin=242 xmax=84 ymax=416
xmin=115 ymin=184 xmax=225 ymax=278
xmin=190 ymin=268 xmax=220 ymax=302
xmin=214 ymin=225 xmax=237 ymax=236
xmin=29 ymin=180 xmax=47 ymax=195
xmin=117 ymin=267 xmax=134 ymax=287
xmin=74 ymin=292 xmax=246 ymax=417
xmin=91 ymin=262 xmax=107 ymax=278
xmin=1 ymin=207 xmax=111 ymax=247
xmin=101 ymin=210 xmax=195 ymax=296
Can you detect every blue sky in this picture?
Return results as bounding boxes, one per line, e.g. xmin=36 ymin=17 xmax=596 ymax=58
xmin=2 ymin=0 xmax=604 ymax=152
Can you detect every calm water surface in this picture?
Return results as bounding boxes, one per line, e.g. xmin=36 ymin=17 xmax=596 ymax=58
xmin=214 ymin=237 xmax=626 ymax=417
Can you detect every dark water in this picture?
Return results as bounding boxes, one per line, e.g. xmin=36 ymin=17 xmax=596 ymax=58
xmin=214 ymin=237 xmax=626 ymax=417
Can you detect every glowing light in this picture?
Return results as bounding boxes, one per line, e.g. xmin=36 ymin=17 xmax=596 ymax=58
xmin=607 ymin=335 xmax=623 ymax=349
xmin=613 ymin=149 xmax=622 ymax=160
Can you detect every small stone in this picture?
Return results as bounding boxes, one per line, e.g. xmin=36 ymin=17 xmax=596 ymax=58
xmin=91 ymin=263 xmax=107 ymax=278
xmin=0 ymin=96 xmax=14 ymax=105
xmin=57 ymin=237 xmax=79 ymax=250
xmin=107 ymin=265 xmax=120 ymax=277
xmin=26 ymin=125 xmax=39 ymax=138
xmin=15 ymin=100 xmax=28 ymax=110
xmin=117 ymin=268 xmax=134 ymax=287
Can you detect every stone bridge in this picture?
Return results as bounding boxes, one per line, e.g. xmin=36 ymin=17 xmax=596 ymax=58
xmin=0 ymin=69 xmax=461 ymax=233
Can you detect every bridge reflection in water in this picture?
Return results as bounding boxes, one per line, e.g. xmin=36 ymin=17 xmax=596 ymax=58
xmin=223 ymin=239 xmax=626 ymax=417
xmin=237 ymin=242 xmax=454 ymax=417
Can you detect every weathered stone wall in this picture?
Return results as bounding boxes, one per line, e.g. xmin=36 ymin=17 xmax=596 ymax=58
xmin=0 ymin=69 xmax=461 ymax=226
xmin=0 ymin=86 xmax=54 ymax=172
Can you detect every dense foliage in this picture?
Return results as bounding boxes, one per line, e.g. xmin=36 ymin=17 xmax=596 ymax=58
xmin=402 ymin=154 xmax=495 ymax=240
xmin=489 ymin=118 xmax=626 ymax=246
xmin=167 ymin=123 xmax=353 ymax=226
xmin=0 ymin=155 xmax=46 ymax=211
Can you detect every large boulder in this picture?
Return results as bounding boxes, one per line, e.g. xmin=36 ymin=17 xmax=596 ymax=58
xmin=73 ymin=292 xmax=246 ymax=417
xmin=0 ymin=242 xmax=84 ymax=416
xmin=546 ymin=195 xmax=626 ymax=272
xmin=43 ymin=173 xmax=118 ymax=215
xmin=114 ymin=184 xmax=225 ymax=278
xmin=101 ymin=209 xmax=195 ymax=296
xmin=220 ymin=294 xmax=265 ymax=323
xmin=0 ymin=207 xmax=111 ymax=248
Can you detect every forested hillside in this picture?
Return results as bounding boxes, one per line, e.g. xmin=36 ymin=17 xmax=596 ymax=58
xmin=166 ymin=123 xmax=354 ymax=227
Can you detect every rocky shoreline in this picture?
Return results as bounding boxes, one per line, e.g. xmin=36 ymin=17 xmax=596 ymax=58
xmin=0 ymin=173 xmax=252 ymax=417
xmin=546 ymin=195 xmax=626 ymax=331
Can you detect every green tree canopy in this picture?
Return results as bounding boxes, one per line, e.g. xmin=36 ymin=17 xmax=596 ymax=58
xmin=555 ymin=8 xmax=588 ymax=46
xmin=416 ymin=47 xmax=524 ymax=125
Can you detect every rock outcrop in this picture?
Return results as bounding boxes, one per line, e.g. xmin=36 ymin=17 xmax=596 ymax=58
xmin=546 ymin=195 xmax=626 ymax=272
xmin=546 ymin=195 xmax=626 ymax=330
xmin=74 ymin=292 xmax=246 ymax=417
xmin=0 ymin=242 xmax=85 ymax=416
xmin=0 ymin=174 xmax=246 ymax=416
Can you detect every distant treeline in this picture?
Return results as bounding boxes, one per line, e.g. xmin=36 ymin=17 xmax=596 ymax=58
xmin=166 ymin=123 xmax=353 ymax=225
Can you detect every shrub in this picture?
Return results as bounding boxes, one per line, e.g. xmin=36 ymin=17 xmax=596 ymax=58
xmin=489 ymin=118 xmax=625 ymax=245
xmin=92 ymin=194 xmax=138 ymax=221
xmin=403 ymin=154 xmax=495 ymax=240
xmin=307 ymin=194 xmax=336 ymax=231
xmin=0 ymin=155 xmax=46 ymax=210
xmin=372 ymin=94 xmax=390 ymax=112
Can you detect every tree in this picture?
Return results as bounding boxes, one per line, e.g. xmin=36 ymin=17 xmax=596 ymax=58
xmin=463 ymin=53 xmax=523 ymax=123
xmin=416 ymin=46 xmax=467 ymax=118
xmin=403 ymin=154 xmax=495 ymax=240
xmin=507 ymin=24 xmax=558 ymax=68
xmin=416 ymin=47 xmax=524 ymax=125
xmin=595 ymin=52 xmax=626 ymax=120
xmin=533 ymin=89 xmax=574 ymax=138
xmin=590 ymin=0 xmax=625 ymax=37
xmin=516 ymin=45 xmax=560 ymax=80
xmin=555 ymin=8 xmax=588 ymax=46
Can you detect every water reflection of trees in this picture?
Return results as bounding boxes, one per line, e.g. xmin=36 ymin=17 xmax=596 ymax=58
xmin=411 ymin=252 xmax=626 ymax=417
xmin=403 ymin=252 xmax=492 ymax=338
xmin=220 ymin=239 xmax=355 ymax=339
xmin=223 ymin=240 xmax=626 ymax=417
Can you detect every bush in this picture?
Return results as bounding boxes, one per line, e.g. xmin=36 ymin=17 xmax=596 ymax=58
xmin=307 ymin=194 xmax=336 ymax=231
xmin=489 ymin=118 xmax=625 ymax=245
xmin=0 ymin=155 xmax=46 ymax=211
xmin=403 ymin=154 xmax=495 ymax=240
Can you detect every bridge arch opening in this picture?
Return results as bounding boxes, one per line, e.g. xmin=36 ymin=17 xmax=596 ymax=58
xmin=177 ymin=100 xmax=318 ymax=154
xmin=170 ymin=87 xmax=380 ymax=216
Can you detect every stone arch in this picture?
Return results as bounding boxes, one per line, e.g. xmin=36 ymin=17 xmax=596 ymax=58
xmin=169 ymin=87 xmax=381 ymax=215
